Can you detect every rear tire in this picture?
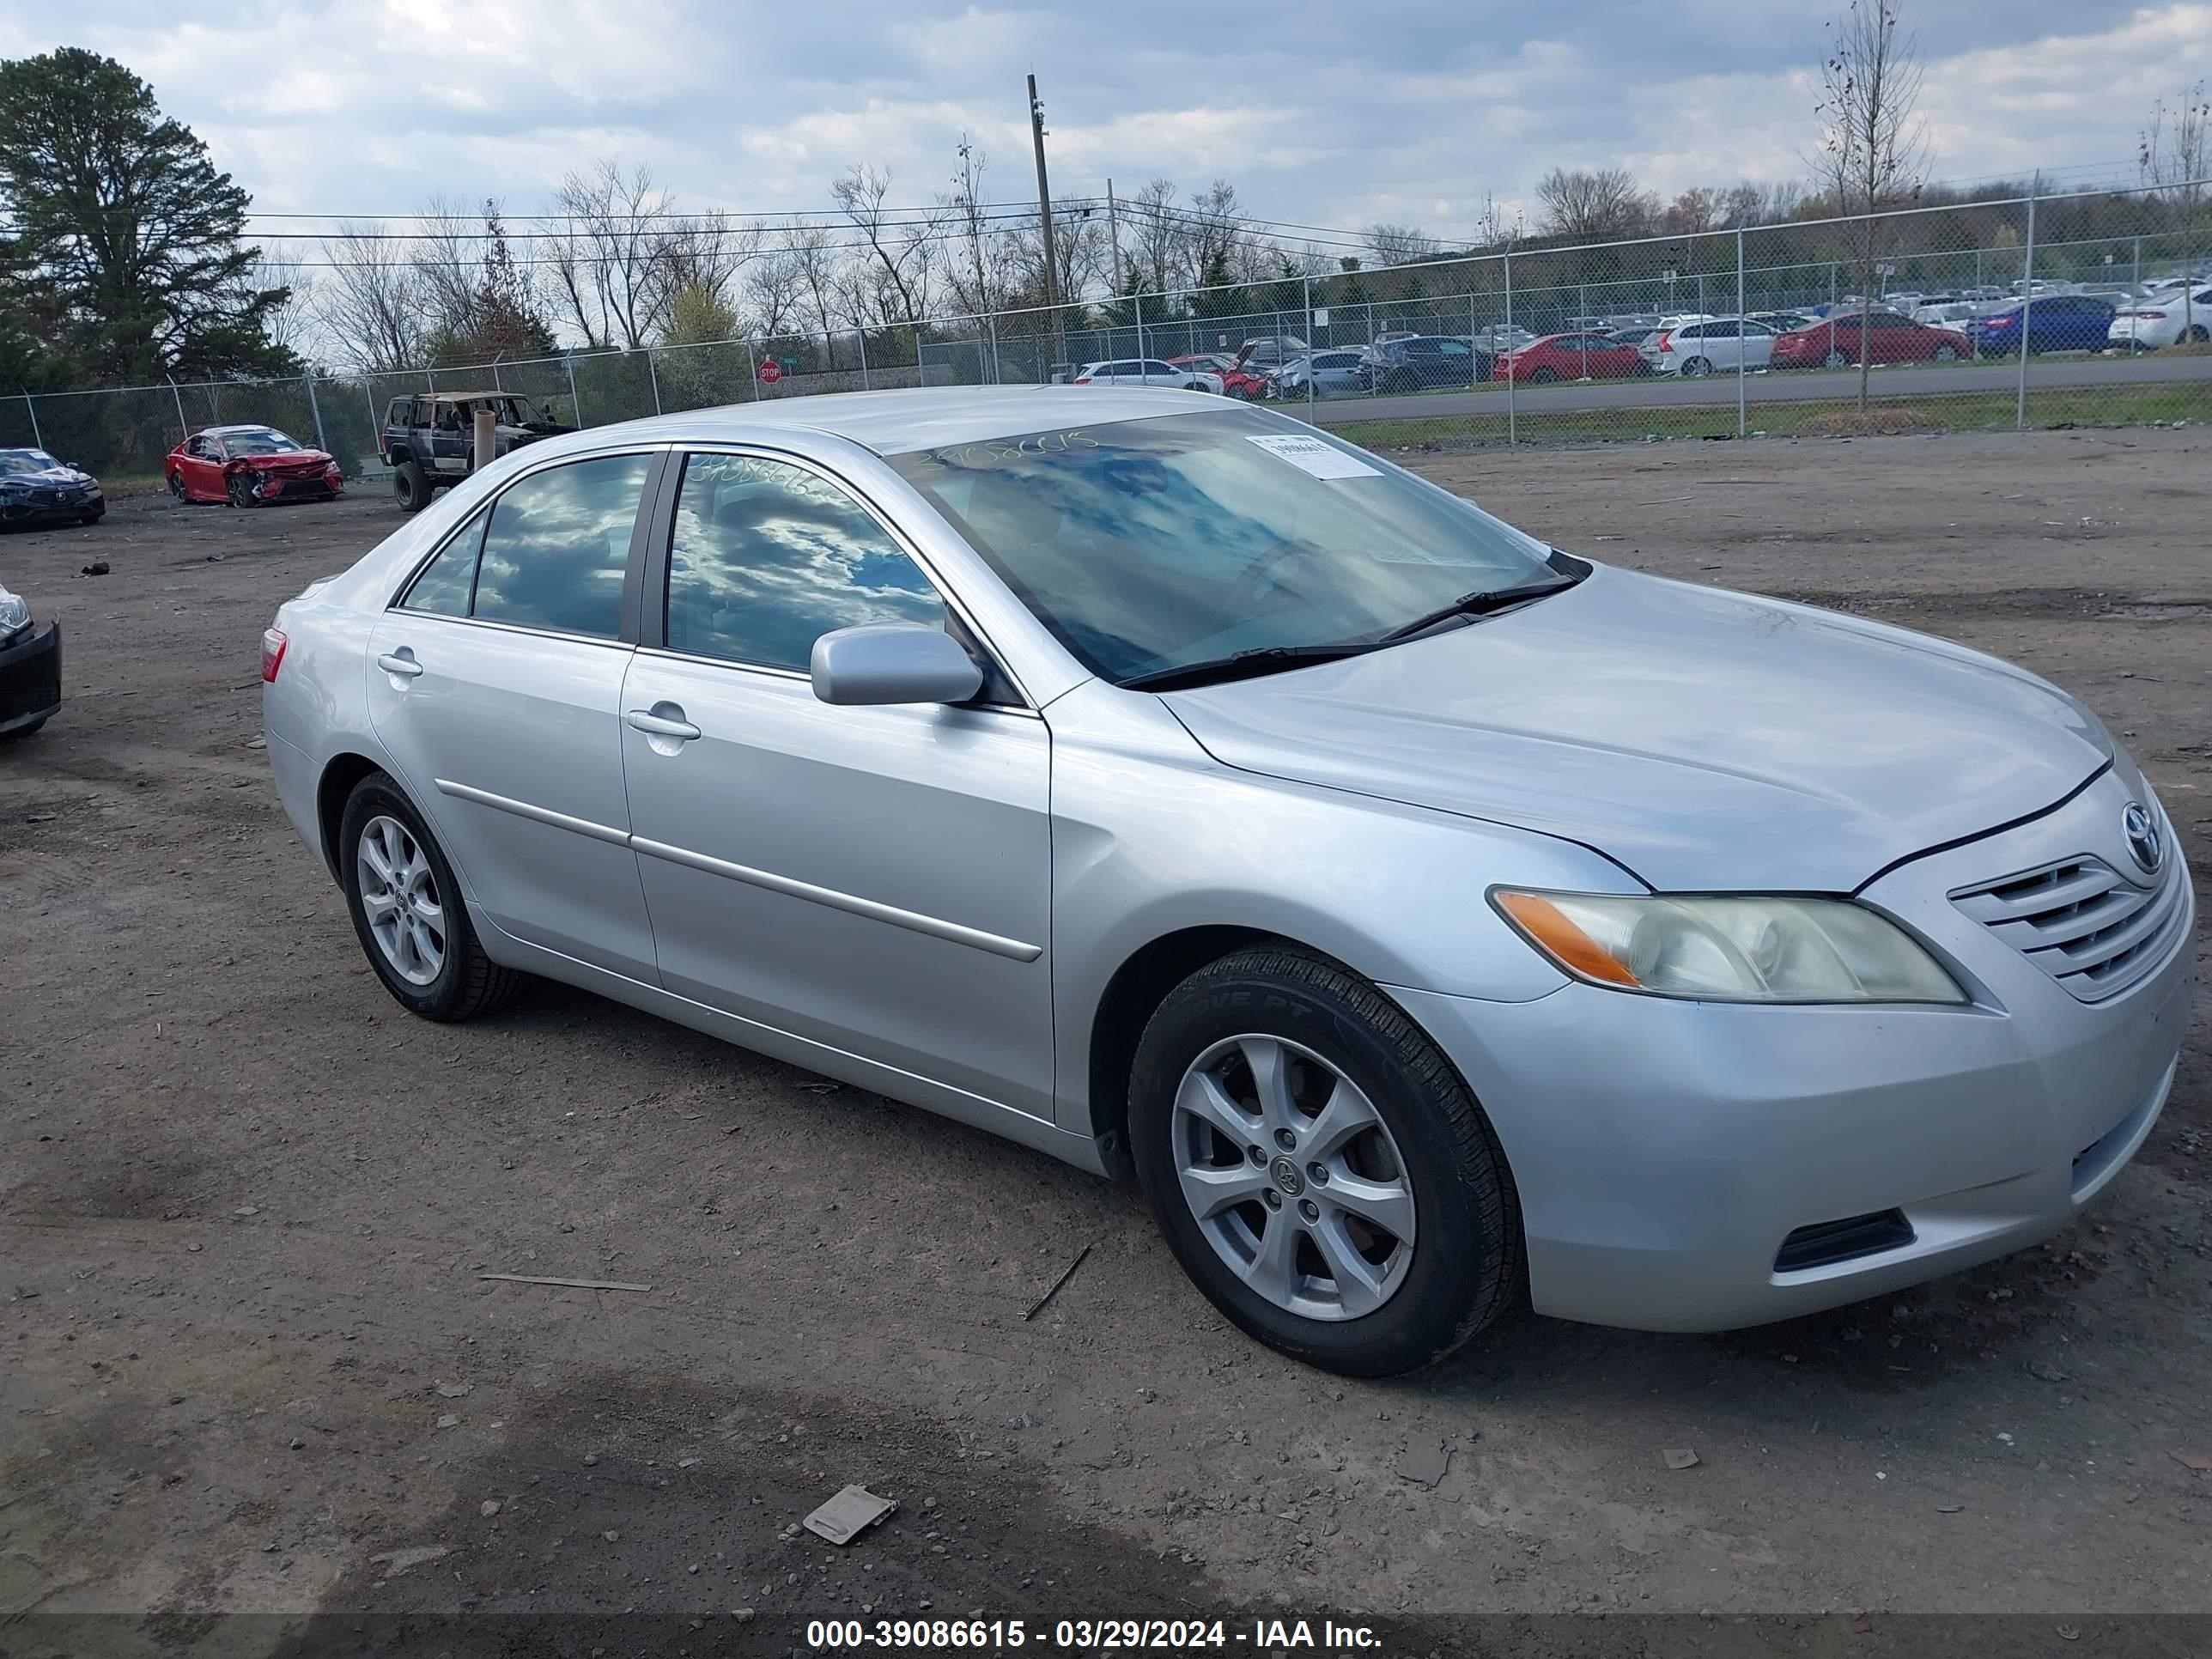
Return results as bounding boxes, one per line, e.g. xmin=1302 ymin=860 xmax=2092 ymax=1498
xmin=2190 ymin=325 xmax=2209 ymax=344
xmin=167 ymin=471 xmax=187 ymax=502
xmin=1933 ymin=343 xmax=1959 ymax=361
xmin=1680 ymin=356 xmax=1714 ymax=378
xmin=1128 ymin=946 xmax=1522 ymax=1376
xmin=1530 ymin=366 xmax=1559 ymax=385
xmin=392 ymin=459 xmax=433 ymax=513
xmin=339 ymin=771 xmax=522 ymax=1022
xmin=1822 ymin=348 xmax=1849 ymax=368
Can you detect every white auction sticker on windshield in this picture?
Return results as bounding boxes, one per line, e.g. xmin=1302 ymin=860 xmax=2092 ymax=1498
xmin=1245 ymin=434 xmax=1381 ymax=479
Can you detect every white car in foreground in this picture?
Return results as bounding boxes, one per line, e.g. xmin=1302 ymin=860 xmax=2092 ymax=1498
xmin=2109 ymin=288 xmax=2212 ymax=350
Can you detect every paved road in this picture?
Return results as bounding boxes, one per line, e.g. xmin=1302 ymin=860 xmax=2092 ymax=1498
xmin=1296 ymin=350 xmax=2212 ymax=426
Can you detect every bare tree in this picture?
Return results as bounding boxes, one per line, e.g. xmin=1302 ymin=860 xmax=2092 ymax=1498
xmin=1365 ymin=223 xmax=1441 ymax=267
xmin=2140 ymin=79 xmax=2211 ymax=337
xmin=1809 ymin=0 xmax=1929 ymax=408
xmin=252 ymin=249 xmax=314 ymax=362
xmin=741 ymin=244 xmax=808 ymax=340
xmin=781 ymin=222 xmax=845 ymax=359
xmin=549 ymin=161 xmax=694 ymax=349
xmin=1534 ymin=167 xmax=1656 ymax=241
xmin=830 ymin=164 xmax=941 ymax=325
xmin=939 ymin=134 xmax=1007 ymax=318
xmin=313 ymin=221 xmax=427 ymax=374
xmin=1127 ymin=178 xmax=1185 ymax=295
xmin=414 ymin=194 xmax=495 ymax=343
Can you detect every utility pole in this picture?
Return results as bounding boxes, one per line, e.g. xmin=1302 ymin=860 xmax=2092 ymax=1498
xmin=1027 ymin=73 xmax=1066 ymax=377
xmin=1107 ymin=177 xmax=1126 ymax=352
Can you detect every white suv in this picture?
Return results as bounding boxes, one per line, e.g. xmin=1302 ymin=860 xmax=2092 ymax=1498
xmin=1073 ymin=359 xmax=1224 ymax=392
xmin=1649 ymin=316 xmax=1780 ymax=377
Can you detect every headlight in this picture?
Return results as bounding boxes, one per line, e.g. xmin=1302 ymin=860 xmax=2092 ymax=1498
xmin=1492 ymin=890 xmax=1966 ymax=1005
xmin=0 ymin=585 xmax=30 ymax=637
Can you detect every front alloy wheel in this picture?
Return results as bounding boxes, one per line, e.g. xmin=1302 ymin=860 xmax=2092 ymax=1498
xmin=1130 ymin=946 xmax=1522 ymax=1376
xmin=1172 ymin=1035 xmax=1416 ymax=1320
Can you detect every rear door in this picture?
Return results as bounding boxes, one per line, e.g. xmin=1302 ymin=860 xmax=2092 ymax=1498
xmin=179 ymin=434 xmax=223 ymax=497
xmin=364 ymin=447 xmax=665 ymax=982
xmin=617 ymin=448 xmax=1056 ymax=1118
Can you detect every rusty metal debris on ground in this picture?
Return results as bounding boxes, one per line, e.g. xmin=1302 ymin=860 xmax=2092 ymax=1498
xmin=803 ymin=1484 xmax=897 ymax=1546
xmin=1022 ymin=1241 xmax=1095 ymax=1322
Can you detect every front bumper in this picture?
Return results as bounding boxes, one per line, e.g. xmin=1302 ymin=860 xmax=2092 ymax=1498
xmin=1392 ymin=772 xmax=2195 ymax=1332
xmin=0 ymin=490 xmax=100 ymax=526
xmin=0 ymin=619 xmax=62 ymax=733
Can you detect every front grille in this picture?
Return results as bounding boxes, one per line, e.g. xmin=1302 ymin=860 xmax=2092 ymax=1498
xmin=1774 ymin=1209 xmax=1916 ymax=1273
xmin=1952 ymin=835 xmax=2187 ymax=1002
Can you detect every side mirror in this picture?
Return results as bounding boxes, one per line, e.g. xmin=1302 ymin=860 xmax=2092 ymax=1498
xmin=811 ymin=623 xmax=983 ymax=707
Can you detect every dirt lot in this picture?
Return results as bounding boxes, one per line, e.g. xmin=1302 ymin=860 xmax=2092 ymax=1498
xmin=3 ymin=429 xmax=2209 ymax=1657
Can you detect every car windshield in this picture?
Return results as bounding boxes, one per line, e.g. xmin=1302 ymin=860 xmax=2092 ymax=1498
xmin=886 ymin=408 xmax=1557 ymax=685
xmin=0 ymin=449 xmax=61 ymax=477
xmin=225 ymin=430 xmax=301 ymax=455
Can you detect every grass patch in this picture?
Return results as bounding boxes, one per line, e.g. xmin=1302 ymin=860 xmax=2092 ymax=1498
xmin=1329 ymin=381 xmax=2212 ymax=450
xmin=100 ymin=472 xmax=169 ymax=498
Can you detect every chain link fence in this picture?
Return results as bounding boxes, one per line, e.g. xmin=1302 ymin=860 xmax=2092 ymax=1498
xmin=11 ymin=179 xmax=2210 ymax=489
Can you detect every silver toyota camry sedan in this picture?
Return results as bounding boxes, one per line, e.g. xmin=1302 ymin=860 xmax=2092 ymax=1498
xmin=262 ymin=386 xmax=2193 ymax=1376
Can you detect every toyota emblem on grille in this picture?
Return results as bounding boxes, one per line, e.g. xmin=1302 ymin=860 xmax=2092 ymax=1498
xmin=2122 ymin=802 xmax=2163 ymax=876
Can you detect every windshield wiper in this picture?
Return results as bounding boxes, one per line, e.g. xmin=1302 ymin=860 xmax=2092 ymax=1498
xmin=1118 ymin=641 xmax=1377 ymax=692
xmin=1376 ymin=572 xmax=1583 ymax=643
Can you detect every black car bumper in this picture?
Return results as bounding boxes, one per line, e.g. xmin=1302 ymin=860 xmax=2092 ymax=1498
xmin=0 ymin=494 xmax=100 ymax=526
xmin=0 ymin=619 xmax=62 ymax=734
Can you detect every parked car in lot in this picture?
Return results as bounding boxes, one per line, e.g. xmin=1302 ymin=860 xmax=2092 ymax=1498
xmin=1171 ymin=353 xmax=1269 ymax=399
xmin=1494 ymin=332 xmax=1650 ymax=383
xmin=1969 ymin=295 xmax=2118 ymax=356
xmin=1231 ymin=335 xmax=1309 ymax=372
xmin=167 ymin=424 xmax=342 ymax=507
xmin=1771 ymin=308 xmax=1972 ymax=368
xmin=0 ymin=578 xmax=61 ymax=738
xmin=1364 ymin=335 xmax=1492 ymax=392
xmin=1271 ymin=349 xmax=1370 ymax=398
xmin=385 ymin=392 xmax=573 ymax=514
xmin=0 ymin=448 xmax=103 ymax=529
xmin=2108 ymin=289 xmax=2212 ymax=350
xmin=1074 ymin=359 xmax=1223 ymax=393
xmin=1648 ymin=317 xmax=1782 ymax=377
xmin=262 ymin=386 xmax=2191 ymax=1377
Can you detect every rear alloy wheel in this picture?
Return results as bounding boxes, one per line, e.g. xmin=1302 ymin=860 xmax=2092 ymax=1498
xmin=167 ymin=471 xmax=187 ymax=502
xmin=1130 ymin=946 xmax=1522 ymax=1376
xmin=226 ymin=472 xmax=253 ymax=508
xmin=2190 ymin=325 xmax=2209 ymax=344
xmin=1680 ymin=356 xmax=1714 ymax=378
xmin=339 ymin=772 xmax=522 ymax=1021
xmin=1822 ymin=348 xmax=1849 ymax=368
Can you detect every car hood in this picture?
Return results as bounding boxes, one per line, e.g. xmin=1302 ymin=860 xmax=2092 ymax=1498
xmin=2 ymin=465 xmax=93 ymax=486
xmin=1161 ymin=566 xmax=2108 ymax=891
xmin=242 ymin=451 xmax=334 ymax=468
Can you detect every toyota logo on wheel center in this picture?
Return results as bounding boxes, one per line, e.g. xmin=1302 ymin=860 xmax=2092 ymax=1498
xmin=1268 ymin=1155 xmax=1305 ymax=1196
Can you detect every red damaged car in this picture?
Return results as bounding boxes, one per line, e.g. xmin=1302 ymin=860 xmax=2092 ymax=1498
xmin=167 ymin=424 xmax=343 ymax=507
xmin=1494 ymin=331 xmax=1651 ymax=383
xmin=1769 ymin=308 xmax=1972 ymax=369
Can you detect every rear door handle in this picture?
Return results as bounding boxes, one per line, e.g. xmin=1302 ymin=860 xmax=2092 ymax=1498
xmin=375 ymin=651 xmax=423 ymax=678
xmin=625 ymin=708 xmax=702 ymax=741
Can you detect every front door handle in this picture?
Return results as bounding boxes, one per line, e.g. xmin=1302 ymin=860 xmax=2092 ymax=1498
xmin=375 ymin=651 xmax=424 ymax=678
xmin=625 ymin=707 xmax=702 ymax=741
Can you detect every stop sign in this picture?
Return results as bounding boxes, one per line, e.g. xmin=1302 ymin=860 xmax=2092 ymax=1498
xmin=757 ymin=359 xmax=783 ymax=384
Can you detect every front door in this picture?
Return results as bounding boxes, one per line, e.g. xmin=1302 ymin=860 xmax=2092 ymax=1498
xmin=364 ymin=449 xmax=663 ymax=981
xmin=617 ymin=449 xmax=1056 ymax=1118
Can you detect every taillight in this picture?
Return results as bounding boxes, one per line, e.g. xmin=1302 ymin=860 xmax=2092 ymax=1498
xmin=2136 ymin=310 xmax=2166 ymax=319
xmin=261 ymin=627 xmax=288 ymax=683
xmin=1655 ymin=330 xmax=1673 ymax=351
xmin=1073 ymin=375 xmax=1091 ymax=385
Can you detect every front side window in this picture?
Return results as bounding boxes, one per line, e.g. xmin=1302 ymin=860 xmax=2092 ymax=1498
xmin=665 ymin=453 xmax=944 ymax=672
xmin=887 ymin=409 xmax=1555 ymax=685
xmin=471 ymin=453 xmax=651 ymax=638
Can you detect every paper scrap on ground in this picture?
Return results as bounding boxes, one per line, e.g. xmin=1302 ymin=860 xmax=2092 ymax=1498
xmin=804 ymin=1484 xmax=898 ymax=1546
xmin=1245 ymin=434 xmax=1381 ymax=479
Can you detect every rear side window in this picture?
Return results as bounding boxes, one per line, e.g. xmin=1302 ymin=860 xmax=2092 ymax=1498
xmin=471 ymin=453 xmax=652 ymax=638
xmin=400 ymin=506 xmax=490 ymax=616
xmin=664 ymin=453 xmax=944 ymax=672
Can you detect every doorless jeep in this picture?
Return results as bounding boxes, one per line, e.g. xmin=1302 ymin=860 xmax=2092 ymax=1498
xmin=380 ymin=392 xmax=573 ymax=512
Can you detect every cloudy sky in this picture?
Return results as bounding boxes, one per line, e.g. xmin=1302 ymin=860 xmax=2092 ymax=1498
xmin=3 ymin=1 xmax=2209 ymax=241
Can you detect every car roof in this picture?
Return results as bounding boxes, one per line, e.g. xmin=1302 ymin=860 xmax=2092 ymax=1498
xmin=400 ymin=391 xmax=528 ymax=404
xmin=201 ymin=423 xmax=282 ymax=435
xmin=508 ymin=385 xmax=1229 ymax=459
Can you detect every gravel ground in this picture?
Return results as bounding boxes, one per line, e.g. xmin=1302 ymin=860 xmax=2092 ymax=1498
xmin=3 ymin=428 xmax=2209 ymax=1657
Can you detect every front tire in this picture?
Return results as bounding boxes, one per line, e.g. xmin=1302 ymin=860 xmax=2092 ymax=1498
xmin=1128 ymin=946 xmax=1522 ymax=1376
xmin=1822 ymin=348 xmax=1849 ymax=368
xmin=339 ymin=772 xmax=522 ymax=1022
xmin=1933 ymin=343 xmax=1960 ymax=361
xmin=392 ymin=459 xmax=433 ymax=513
xmin=226 ymin=473 xmax=252 ymax=508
